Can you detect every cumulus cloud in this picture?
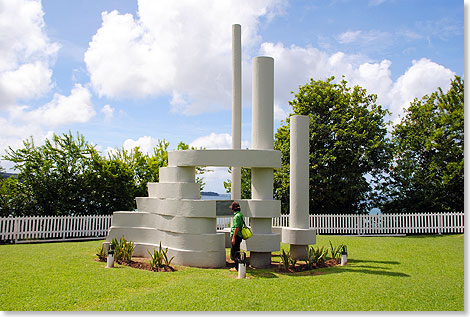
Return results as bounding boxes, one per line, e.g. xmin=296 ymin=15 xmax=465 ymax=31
xmin=10 ymin=84 xmax=95 ymax=126
xmin=387 ymin=58 xmax=454 ymax=120
xmin=259 ymin=42 xmax=454 ymax=122
xmin=0 ymin=0 xmax=59 ymax=109
xmin=101 ymin=104 xmax=114 ymax=121
xmin=84 ymin=0 xmax=286 ymax=115
xmin=122 ymin=136 xmax=162 ymax=154
xmin=189 ymin=132 xmax=250 ymax=149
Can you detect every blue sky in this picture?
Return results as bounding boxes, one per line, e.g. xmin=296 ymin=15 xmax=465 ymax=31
xmin=0 ymin=0 xmax=464 ymax=193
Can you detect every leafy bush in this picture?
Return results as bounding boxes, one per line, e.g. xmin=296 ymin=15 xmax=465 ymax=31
xmin=96 ymin=245 xmax=107 ymax=262
xmin=148 ymin=242 xmax=174 ymax=272
xmin=112 ymin=236 xmax=135 ymax=264
xmin=307 ymin=245 xmax=328 ymax=269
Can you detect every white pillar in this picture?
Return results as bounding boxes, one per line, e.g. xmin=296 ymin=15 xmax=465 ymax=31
xmin=231 ymin=24 xmax=242 ymax=200
xmin=250 ymin=56 xmax=274 ymax=268
xmin=251 ymin=56 xmax=274 ymax=150
xmin=290 ymin=115 xmax=309 ymax=229
xmin=283 ymin=114 xmax=316 ymax=260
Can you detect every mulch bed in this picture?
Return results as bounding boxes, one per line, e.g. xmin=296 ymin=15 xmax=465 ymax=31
xmin=96 ymin=257 xmax=177 ymax=272
xmin=96 ymin=256 xmax=340 ymax=274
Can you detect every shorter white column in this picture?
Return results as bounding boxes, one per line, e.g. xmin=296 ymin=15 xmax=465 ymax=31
xmin=282 ymin=115 xmax=316 ymax=259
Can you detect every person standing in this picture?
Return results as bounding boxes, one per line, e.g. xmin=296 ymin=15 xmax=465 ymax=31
xmin=230 ymin=201 xmax=244 ymax=271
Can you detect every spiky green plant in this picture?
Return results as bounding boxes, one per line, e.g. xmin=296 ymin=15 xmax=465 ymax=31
xmin=95 ymin=245 xmax=107 ymax=262
xmin=111 ymin=236 xmax=135 ymax=264
xmin=329 ymin=240 xmax=343 ymax=263
xmin=148 ymin=242 xmax=175 ymax=271
xmin=289 ymin=256 xmax=297 ymax=268
xmin=280 ymin=249 xmax=291 ymax=271
xmin=148 ymin=247 xmax=163 ymax=271
xmin=307 ymin=245 xmax=328 ymax=269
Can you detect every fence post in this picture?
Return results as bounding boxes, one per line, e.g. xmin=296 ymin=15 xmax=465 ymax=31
xmin=438 ymin=213 xmax=442 ymax=235
xmin=13 ymin=217 xmax=19 ymax=244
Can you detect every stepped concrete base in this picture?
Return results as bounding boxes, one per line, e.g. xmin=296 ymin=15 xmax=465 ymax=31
xmin=133 ymin=243 xmax=226 ymax=268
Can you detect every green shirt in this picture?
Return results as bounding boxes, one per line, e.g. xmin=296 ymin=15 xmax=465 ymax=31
xmin=230 ymin=211 xmax=244 ymax=238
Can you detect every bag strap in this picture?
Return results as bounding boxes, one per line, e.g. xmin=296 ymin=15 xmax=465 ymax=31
xmin=241 ymin=215 xmax=247 ymax=228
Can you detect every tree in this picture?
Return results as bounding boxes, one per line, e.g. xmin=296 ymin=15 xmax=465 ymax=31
xmin=274 ymin=77 xmax=391 ymax=214
xmin=1 ymin=132 xmax=208 ymax=216
xmin=376 ymin=76 xmax=464 ymax=213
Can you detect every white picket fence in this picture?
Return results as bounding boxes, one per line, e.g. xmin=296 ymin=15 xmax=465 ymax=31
xmin=0 ymin=215 xmax=112 ymax=243
xmin=0 ymin=212 xmax=464 ymax=243
xmin=271 ymin=212 xmax=464 ymax=235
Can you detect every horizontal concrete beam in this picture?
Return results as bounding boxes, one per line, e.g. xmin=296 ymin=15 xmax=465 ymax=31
xmin=159 ymin=166 xmax=195 ymax=183
xmin=168 ymin=149 xmax=281 ymax=168
xmin=107 ymin=226 xmax=225 ymax=252
xmin=136 ymin=198 xmax=216 ymax=217
xmin=133 ymin=243 xmax=226 ymax=268
xmin=136 ymin=198 xmax=281 ymax=218
xmin=281 ymin=227 xmax=316 ymax=245
xmin=111 ymin=211 xmax=216 ymax=234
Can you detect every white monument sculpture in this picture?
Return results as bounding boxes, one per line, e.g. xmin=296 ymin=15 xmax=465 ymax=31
xmin=105 ymin=24 xmax=315 ymax=268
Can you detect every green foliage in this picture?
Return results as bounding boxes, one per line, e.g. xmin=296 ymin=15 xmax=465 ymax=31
xmin=2 ymin=132 xmax=98 ymax=216
xmin=148 ymin=242 xmax=175 ymax=271
xmin=274 ymin=76 xmax=391 ymax=214
xmin=1 ymin=132 xmax=204 ymax=216
xmin=280 ymin=249 xmax=291 ymax=271
xmin=329 ymin=240 xmax=344 ymax=263
xmin=111 ymin=236 xmax=135 ymax=264
xmin=223 ymin=167 xmax=252 ymax=199
xmin=376 ymin=76 xmax=464 ymax=213
xmin=288 ymin=255 xmax=297 ymax=268
xmin=148 ymin=248 xmax=163 ymax=271
xmin=96 ymin=245 xmax=107 ymax=262
xmin=306 ymin=245 xmax=328 ymax=269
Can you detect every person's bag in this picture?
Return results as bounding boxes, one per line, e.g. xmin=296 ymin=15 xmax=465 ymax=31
xmin=241 ymin=218 xmax=252 ymax=240
xmin=241 ymin=226 xmax=252 ymax=239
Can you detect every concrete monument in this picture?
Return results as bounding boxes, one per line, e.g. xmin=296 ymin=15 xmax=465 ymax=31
xmin=105 ymin=24 xmax=315 ymax=268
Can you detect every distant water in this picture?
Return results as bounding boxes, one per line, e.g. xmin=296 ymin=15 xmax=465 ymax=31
xmin=201 ymin=194 xmax=231 ymax=201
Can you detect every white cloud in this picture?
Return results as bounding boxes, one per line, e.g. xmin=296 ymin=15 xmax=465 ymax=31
xmin=0 ymin=0 xmax=59 ymax=109
xmin=259 ymin=42 xmax=455 ymax=123
xmin=189 ymin=132 xmax=250 ymax=149
xmin=101 ymin=104 xmax=114 ymax=121
xmin=387 ymin=58 xmax=454 ymax=120
xmin=84 ymin=0 xmax=286 ymax=115
xmin=0 ymin=0 xmax=65 ymax=171
xmin=337 ymin=30 xmax=362 ymax=44
xmin=274 ymin=103 xmax=289 ymax=121
xmin=122 ymin=136 xmax=162 ymax=154
xmin=10 ymin=84 xmax=96 ymax=126
xmin=337 ymin=29 xmax=391 ymax=46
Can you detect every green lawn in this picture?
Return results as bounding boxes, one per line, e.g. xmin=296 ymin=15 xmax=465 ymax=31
xmin=0 ymin=234 xmax=464 ymax=311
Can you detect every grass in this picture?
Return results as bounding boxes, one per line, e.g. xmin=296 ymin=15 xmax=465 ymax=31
xmin=0 ymin=234 xmax=464 ymax=311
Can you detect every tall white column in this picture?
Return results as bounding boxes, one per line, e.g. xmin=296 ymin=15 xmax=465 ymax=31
xmin=231 ymin=24 xmax=242 ymax=200
xmin=250 ymin=56 xmax=274 ymax=268
xmin=251 ymin=57 xmax=274 ymax=150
